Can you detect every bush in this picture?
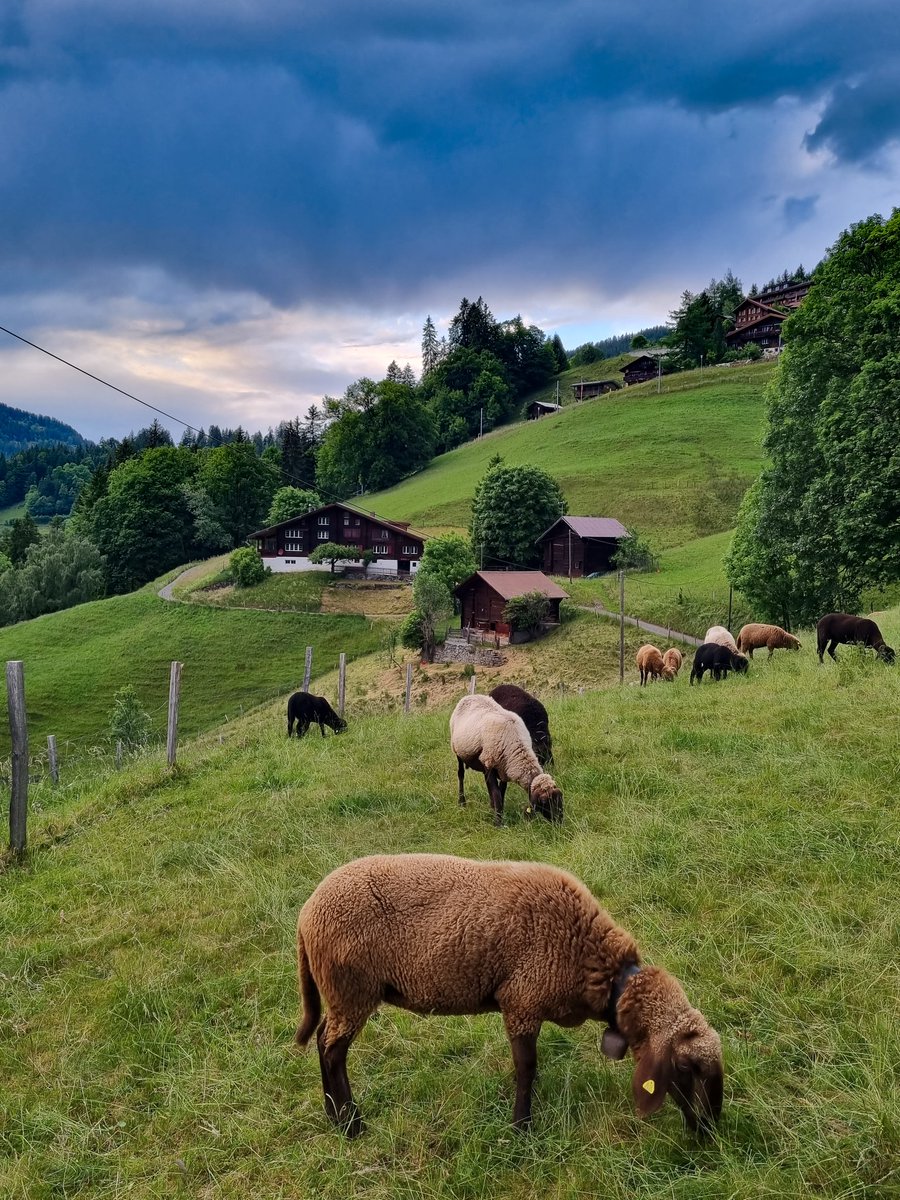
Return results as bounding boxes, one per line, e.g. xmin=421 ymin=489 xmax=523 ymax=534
xmin=399 ymin=610 xmax=426 ymax=651
xmin=611 ymin=530 xmax=659 ymax=572
xmin=503 ymin=591 xmax=550 ymax=635
xmin=108 ymin=685 xmax=152 ymax=750
xmin=230 ymin=546 xmax=267 ymax=587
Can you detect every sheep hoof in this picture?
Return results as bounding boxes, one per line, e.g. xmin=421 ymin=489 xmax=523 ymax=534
xmin=336 ymin=1106 xmax=364 ymax=1138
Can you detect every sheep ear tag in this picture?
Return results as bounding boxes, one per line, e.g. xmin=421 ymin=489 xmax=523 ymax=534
xmin=642 ymin=1079 xmax=655 ymax=1095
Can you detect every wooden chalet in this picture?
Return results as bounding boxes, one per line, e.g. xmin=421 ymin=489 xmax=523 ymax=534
xmin=620 ymin=355 xmax=659 ymax=385
xmin=455 ymin=571 xmax=569 ymax=637
xmin=725 ymin=298 xmax=787 ymax=352
xmin=536 ymin=516 xmax=630 ymax=578
xmin=526 ymin=399 xmax=562 ymax=420
xmin=757 ymin=280 xmax=810 ymax=310
xmin=248 ymin=502 xmax=426 ymax=575
xmin=571 ymin=379 xmax=621 ymax=401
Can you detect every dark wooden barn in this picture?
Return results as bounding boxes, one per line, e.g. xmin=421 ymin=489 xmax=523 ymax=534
xmin=248 ymin=502 xmax=425 ymax=575
xmin=570 ymin=379 xmax=621 ymax=401
xmin=526 ymin=399 xmax=562 ymax=420
xmin=536 ymin=516 xmax=630 ymax=578
xmin=455 ymin=571 xmax=569 ymax=637
xmin=620 ymin=354 xmax=659 ymax=385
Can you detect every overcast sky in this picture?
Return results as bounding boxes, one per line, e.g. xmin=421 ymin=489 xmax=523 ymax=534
xmin=1 ymin=0 xmax=898 ymax=441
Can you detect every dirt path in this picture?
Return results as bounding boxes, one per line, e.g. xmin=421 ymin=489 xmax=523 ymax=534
xmin=579 ymin=603 xmax=703 ymax=646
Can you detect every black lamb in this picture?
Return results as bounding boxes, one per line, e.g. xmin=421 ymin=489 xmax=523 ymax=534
xmin=689 ymin=642 xmax=749 ymax=685
xmin=489 ymin=683 xmax=553 ymax=766
xmin=816 ymin=613 xmax=895 ymax=665
xmin=287 ymin=692 xmax=347 ymax=738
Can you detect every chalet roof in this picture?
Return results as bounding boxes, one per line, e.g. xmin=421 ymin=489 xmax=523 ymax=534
xmin=725 ymin=309 xmax=787 ymax=339
xmin=247 ymin=501 xmax=426 ymax=542
xmin=455 ymin=571 xmax=570 ymax=601
xmin=733 ymin=298 xmax=785 ymax=319
xmin=530 ymin=400 xmax=561 ymax=411
xmin=620 ymin=355 xmax=658 ymax=373
xmin=537 ymin=516 xmax=630 ymax=542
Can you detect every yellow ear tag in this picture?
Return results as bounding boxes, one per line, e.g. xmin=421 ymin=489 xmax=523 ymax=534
xmin=525 ymin=806 xmax=533 ymax=814
xmin=642 ymin=1079 xmax=655 ymax=1095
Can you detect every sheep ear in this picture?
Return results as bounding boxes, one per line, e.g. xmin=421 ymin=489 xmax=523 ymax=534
xmin=632 ymin=1036 xmax=673 ymax=1117
xmin=601 ymin=1028 xmax=628 ymax=1059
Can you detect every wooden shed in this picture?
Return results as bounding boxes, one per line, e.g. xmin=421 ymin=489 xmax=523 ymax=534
xmin=526 ymin=399 xmax=562 ymax=420
xmin=536 ymin=516 xmax=630 ymax=578
xmin=455 ymin=571 xmax=569 ymax=637
xmin=620 ymin=355 xmax=659 ymax=386
xmin=570 ymin=379 xmax=621 ymax=401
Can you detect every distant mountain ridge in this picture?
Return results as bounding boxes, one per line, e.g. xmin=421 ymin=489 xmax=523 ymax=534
xmin=0 ymin=401 xmax=84 ymax=456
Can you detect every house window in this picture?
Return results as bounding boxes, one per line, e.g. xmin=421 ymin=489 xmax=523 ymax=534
xmin=402 ymin=544 xmax=419 ymax=555
xmin=318 ymin=516 xmax=329 ymax=526
xmin=373 ymin=545 xmax=389 ymax=555
xmin=344 ymin=515 xmax=350 ymax=525
xmin=318 ymin=530 xmax=330 ymax=540
xmin=380 ymin=528 xmax=391 ymax=539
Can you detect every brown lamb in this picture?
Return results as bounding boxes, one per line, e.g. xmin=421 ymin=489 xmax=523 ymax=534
xmin=736 ymin=623 xmax=801 ymax=660
xmin=636 ymin=644 xmax=665 ymax=685
xmin=296 ymin=853 xmax=723 ymax=1138
xmin=662 ymin=647 xmax=683 ymax=680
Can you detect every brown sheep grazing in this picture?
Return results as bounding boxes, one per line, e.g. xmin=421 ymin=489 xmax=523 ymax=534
xmin=816 ymin=612 xmax=896 ymax=665
xmin=662 ymin=647 xmax=683 ymax=680
xmin=736 ymin=623 xmax=801 ymax=660
xmin=450 ymin=694 xmax=562 ymax=824
xmin=296 ymin=854 xmax=724 ymax=1138
xmin=636 ymin=644 xmax=665 ymax=685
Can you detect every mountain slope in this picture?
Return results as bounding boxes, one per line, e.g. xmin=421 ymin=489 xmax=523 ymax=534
xmin=0 ymin=400 xmax=84 ymax=455
xmin=365 ymin=362 xmax=773 ymax=546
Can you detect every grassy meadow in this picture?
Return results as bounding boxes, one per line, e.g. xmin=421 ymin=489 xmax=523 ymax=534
xmin=366 ymin=362 xmax=772 ymax=545
xmin=1 ymin=607 xmax=899 ymax=1198
xmin=0 ymin=577 xmax=389 ymax=756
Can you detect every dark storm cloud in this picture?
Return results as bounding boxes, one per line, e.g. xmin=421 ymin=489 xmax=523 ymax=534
xmin=0 ymin=0 xmax=897 ymax=308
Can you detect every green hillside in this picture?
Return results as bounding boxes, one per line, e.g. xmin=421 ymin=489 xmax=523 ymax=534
xmin=0 ymin=578 xmax=388 ymax=755
xmin=366 ymin=362 xmax=773 ymax=546
xmin=2 ymin=606 xmax=898 ymax=1198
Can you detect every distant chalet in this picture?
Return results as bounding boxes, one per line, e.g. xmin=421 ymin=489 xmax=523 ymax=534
xmin=248 ymin=502 xmax=426 ymax=575
xmin=726 ymin=280 xmax=811 ymax=353
xmin=536 ymin=516 xmax=630 ymax=578
xmin=526 ymin=399 xmax=562 ymax=420
xmin=455 ymin=571 xmax=569 ymax=637
xmin=570 ymin=379 xmax=621 ymax=401
xmin=620 ymin=355 xmax=659 ymax=386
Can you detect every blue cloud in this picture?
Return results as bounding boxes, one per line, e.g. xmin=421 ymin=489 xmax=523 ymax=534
xmin=784 ymin=195 xmax=819 ymax=229
xmin=805 ymin=74 xmax=900 ymax=163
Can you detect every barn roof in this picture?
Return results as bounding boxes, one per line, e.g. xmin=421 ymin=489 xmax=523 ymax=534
xmin=454 ymin=571 xmax=570 ymax=601
xmin=621 ymin=355 xmax=658 ymax=373
xmin=536 ymin=516 xmax=630 ymax=542
xmin=247 ymin=501 xmax=426 ymax=541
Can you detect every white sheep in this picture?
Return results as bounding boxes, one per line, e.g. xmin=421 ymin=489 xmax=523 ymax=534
xmin=449 ymin=694 xmax=562 ymax=824
xmin=296 ymin=853 xmax=724 ymax=1136
xmin=704 ymin=625 xmax=739 ymax=652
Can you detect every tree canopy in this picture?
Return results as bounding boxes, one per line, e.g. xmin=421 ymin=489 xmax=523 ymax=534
xmin=727 ymin=211 xmax=900 ymax=625
xmin=470 ymin=458 xmax=567 ymax=568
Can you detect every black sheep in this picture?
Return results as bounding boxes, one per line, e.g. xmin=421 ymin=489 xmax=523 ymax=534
xmin=816 ymin=613 xmax=895 ymax=664
xmin=287 ymin=692 xmax=347 ymax=738
xmin=689 ymin=642 xmax=749 ymax=685
xmin=489 ymin=683 xmax=553 ymax=766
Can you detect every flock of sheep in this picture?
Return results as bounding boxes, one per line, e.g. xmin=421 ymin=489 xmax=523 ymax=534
xmin=289 ymin=609 xmax=894 ymax=1144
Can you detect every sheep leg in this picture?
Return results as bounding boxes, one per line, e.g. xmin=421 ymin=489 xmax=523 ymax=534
xmin=318 ymin=718 xmax=327 ymax=738
xmin=508 ymin=1032 xmax=539 ymax=1129
xmin=486 ymin=768 xmax=505 ymax=825
xmin=828 ymin=639 xmax=839 ymax=660
xmin=317 ymin=1020 xmax=364 ymax=1138
xmin=457 ymin=758 xmax=466 ymax=806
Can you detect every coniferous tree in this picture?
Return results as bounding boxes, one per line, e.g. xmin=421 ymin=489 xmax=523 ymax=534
xmin=421 ymin=315 xmax=440 ymax=376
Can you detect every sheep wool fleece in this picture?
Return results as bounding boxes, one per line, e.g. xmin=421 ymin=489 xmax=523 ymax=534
xmin=298 ymin=854 xmax=639 ymax=1036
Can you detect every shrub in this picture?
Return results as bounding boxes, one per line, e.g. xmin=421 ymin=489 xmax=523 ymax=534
xmin=611 ymin=530 xmax=659 ymax=572
xmin=399 ymin=610 xmax=425 ymax=651
xmin=503 ymin=591 xmax=550 ymax=635
xmin=108 ymin=685 xmax=152 ymax=750
xmin=230 ymin=546 xmax=267 ymax=587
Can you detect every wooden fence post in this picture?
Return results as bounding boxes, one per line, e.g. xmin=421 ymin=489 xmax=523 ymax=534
xmin=6 ymin=660 xmax=27 ymax=856
xmin=166 ymin=661 xmax=183 ymax=768
xmin=47 ymin=734 xmax=59 ymax=785
xmin=302 ymin=646 xmax=313 ymax=693
xmin=618 ymin=571 xmax=625 ymax=684
xmin=338 ymin=653 xmax=346 ymax=717
xmin=468 ymin=673 xmax=476 ymax=695
xmin=404 ymin=663 xmax=413 ymax=714
xmin=115 ymin=740 xmax=123 ymax=770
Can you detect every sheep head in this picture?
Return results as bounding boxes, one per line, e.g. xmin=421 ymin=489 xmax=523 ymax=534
xmin=785 ymin=634 xmax=801 ymax=651
xmin=617 ymin=966 xmax=723 ymax=1136
xmin=731 ymin=652 xmax=750 ymax=674
xmin=877 ymin=642 xmax=896 ymax=665
xmin=526 ymin=772 xmax=563 ymax=823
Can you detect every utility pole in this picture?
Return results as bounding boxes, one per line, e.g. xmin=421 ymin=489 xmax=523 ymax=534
xmin=479 ymin=408 xmax=483 ymax=438
xmin=657 ymin=356 xmax=662 ymax=394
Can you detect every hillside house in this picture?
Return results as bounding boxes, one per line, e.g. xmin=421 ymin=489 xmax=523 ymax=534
xmin=725 ymin=298 xmax=787 ymax=352
xmin=248 ymin=503 xmax=426 ymax=575
xmin=536 ymin=516 xmax=630 ymax=577
xmin=757 ymin=280 xmax=810 ymax=310
xmin=455 ymin=571 xmax=569 ymax=637
xmin=526 ymin=399 xmax=562 ymax=420
xmin=620 ymin=355 xmax=659 ymax=385
xmin=570 ymin=379 xmax=621 ymax=401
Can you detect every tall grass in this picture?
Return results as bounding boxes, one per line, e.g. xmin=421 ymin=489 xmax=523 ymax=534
xmin=1 ymin=607 xmax=898 ymax=1198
